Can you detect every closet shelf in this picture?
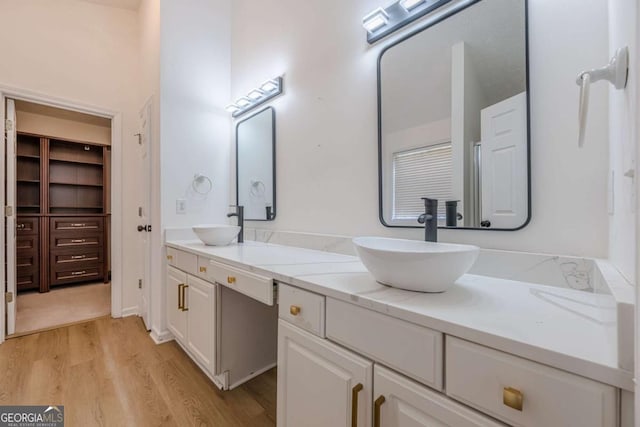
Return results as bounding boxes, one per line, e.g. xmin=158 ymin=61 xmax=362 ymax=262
xmin=49 ymin=157 xmax=103 ymax=166
xmin=49 ymin=181 xmax=103 ymax=187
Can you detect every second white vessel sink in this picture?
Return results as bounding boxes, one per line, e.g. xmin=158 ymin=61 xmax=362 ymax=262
xmin=193 ymin=224 xmax=241 ymax=246
xmin=353 ymin=237 xmax=479 ymax=292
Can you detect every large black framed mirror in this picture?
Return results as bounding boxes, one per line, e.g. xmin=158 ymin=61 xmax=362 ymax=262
xmin=236 ymin=107 xmax=276 ymax=221
xmin=378 ymin=0 xmax=530 ymax=230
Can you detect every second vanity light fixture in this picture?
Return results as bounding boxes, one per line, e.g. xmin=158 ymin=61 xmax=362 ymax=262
xmin=225 ymin=77 xmax=283 ymax=118
xmin=362 ymin=0 xmax=452 ymax=43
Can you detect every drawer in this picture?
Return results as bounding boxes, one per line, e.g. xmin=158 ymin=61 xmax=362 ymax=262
xmin=17 ymin=252 xmax=39 ymax=271
xmin=198 ymin=257 xmax=274 ymax=305
xmin=326 ymin=298 xmax=443 ymax=390
xmin=17 ymin=217 xmax=39 ymax=235
xmin=166 ymin=247 xmax=198 ymax=275
xmin=17 ymin=270 xmax=39 ymax=291
xmin=51 ymin=234 xmax=101 ymax=250
xmin=446 ymin=337 xmax=617 ymax=427
xmin=17 ymin=235 xmax=38 ymax=251
xmin=278 ymin=283 xmax=325 ymax=337
xmin=51 ymin=265 xmax=103 ymax=285
xmin=51 ymin=217 xmax=104 ymax=233
xmin=52 ymin=249 xmax=103 ymax=267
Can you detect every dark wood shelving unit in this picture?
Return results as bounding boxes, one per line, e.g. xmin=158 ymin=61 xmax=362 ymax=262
xmin=16 ymin=133 xmax=110 ymax=293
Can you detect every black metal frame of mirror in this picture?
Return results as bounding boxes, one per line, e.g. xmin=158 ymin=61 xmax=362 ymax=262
xmin=376 ymin=0 xmax=531 ymax=231
xmin=235 ymin=106 xmax=277 ymax=221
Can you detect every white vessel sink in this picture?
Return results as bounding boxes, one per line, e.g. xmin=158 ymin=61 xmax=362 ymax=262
xmin=353 ymin=237 xmax=479 ymax=292
xmin=193 ymin=224 xmax=241 ymax=246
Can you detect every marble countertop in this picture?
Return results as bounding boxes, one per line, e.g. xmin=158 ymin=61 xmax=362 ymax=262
xmin=166 ymin=239 xmax=632 ymax=391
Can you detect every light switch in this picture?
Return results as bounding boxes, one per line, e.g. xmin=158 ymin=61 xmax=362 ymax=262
xmin=176 ymin=199 xmax=186 ymax=214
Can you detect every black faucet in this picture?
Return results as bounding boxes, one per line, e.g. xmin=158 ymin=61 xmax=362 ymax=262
xmin=417 ymin=197 xmax=438 ymax=242
xmin=227 ymin=205 xmax=244 ymax=243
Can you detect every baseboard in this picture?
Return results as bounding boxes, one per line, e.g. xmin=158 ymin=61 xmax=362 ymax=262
xmin=150 ymin=328 xmax=173 ymax=344
xmin=120 ymin=306 xmax=139 ymax=317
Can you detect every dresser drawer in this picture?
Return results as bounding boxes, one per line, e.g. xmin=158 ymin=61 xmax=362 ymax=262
xmin=445 ymin=337 xmax=617 ymax=427
xmin=51 ymin=234 xmax=101 ymax=250
xmin=278 ymin=283 xmax=325 ymax=337
xmin=51 ymin=264 xmax=103 ymax=285
xmin=17 ymin=269 xmax=39 ymax=291
xmin=17 ymin=217 xmax=39 ymax=235
xmin=18 ymin=252 xmax=39 ymax=271
xmin=17 ymin=235 xmax=38 ymax=252
xmin=166 ymin=247 xmax=198 ymax=275
xmin=52 ymin=249 xmax=103 ymax=267
xmin=326 ymin=298 xmax=443 ymax=390
xmin=51 ymin=217 xmax=104 ymax=233
xmin=198 ymin=257 xmax=274 ymax=305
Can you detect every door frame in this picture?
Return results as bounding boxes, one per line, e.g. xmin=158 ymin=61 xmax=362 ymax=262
xmin=0 ymin=84 xmax=124 ymax=344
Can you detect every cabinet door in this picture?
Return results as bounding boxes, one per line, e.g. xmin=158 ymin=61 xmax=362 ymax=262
xmin=166 ymin=266 xmax=187 ymax=345
xmin=374 ymin=365 xmax=504 ymax=427
xmin=277 ymin=320 xmax=372 ymax=427
xmin=186 ymin=275 xmax=216 ymax=375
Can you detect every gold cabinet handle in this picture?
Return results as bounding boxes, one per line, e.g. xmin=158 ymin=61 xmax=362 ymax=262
xmin=290 ymin=305 xmax=301 ymax=316
xmin=178 ymin=284 xmax=184 ymax=310
xmin=199 ymin=266 xmax=206 ymax=273
xmin=181 ymin=285 xmax=189 ymax=311
xmin=503 ymin=387 xmax=523 ymax=411
xmin=167 ymin=255 xmax=173 ymax=261
xmin=71 ymin=255 xmax=86 ymax=260
xmin=351 ymin=383 xmax=363 ymax=427
xmin=70 ymin=223 xmax=87 ymax=227
xmin=227 ymin=276 xmax=236 ymax=284
xmin=374 ymin=395 xmax=385 ymax=427
xmin=71 ymin=239 xmax=86 ymax=243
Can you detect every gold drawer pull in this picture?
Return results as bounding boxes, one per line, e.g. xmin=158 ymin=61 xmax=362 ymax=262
xmin=503 ymin=387 xmax=523 ymax=411
xmin=199 ymin=266 xmax=207 ymax=273
xmin=70 ymin=223 xmax=87 ymax=227
xmin=71 ymin=239 xmax=86 ymax=243
xmin=351 ymin=383 xmax=363 ymax=427
xmin=181 ymin=285 xmax=189 ymax=311
xmin=374 ymin=395 xmax=385 ymax=427
xmin=71 ymin=255 xmax=86 ymax=260
xmin=71 ymin=271 xmax=87 ymax=276
xmin=290 ymin=305 xmax=301 ymax=316
xmin=227 ymin=276 xmax=236 ymax=284
xmin=167 ymin=255 xmax=173 ymax=261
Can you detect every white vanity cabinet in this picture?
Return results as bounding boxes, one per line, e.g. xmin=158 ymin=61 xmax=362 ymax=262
xmin=373 ymin=364 xmax=504 ymax=427
xmin=166 ymin=266 xmax=216 ymax=375
xmin=277 ymin=319 xmax=372 ymax=427
xmin=165 ymin=248 xmax=278 ymax=390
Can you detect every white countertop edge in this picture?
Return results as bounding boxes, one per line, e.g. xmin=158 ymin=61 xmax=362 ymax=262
xmin=165 ymin=240 xmax=633 ymax=391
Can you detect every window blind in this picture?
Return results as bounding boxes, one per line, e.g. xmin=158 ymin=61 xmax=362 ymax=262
xmin=392 ymin=143 xmax=453 ymax=221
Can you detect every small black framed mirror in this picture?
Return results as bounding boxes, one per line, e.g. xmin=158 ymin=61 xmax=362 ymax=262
xmin=236 ymin=107 xmax=276 ymax=221
xmin=378 ymin=0 xmax=530 ymax=230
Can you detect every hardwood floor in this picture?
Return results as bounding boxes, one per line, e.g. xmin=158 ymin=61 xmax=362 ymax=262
xmin=0 ymin=316 xmax=277 ymax=426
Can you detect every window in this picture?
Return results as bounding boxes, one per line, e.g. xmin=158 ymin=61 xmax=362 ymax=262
xmin=392 ymin=142 xmax=453 ymax=221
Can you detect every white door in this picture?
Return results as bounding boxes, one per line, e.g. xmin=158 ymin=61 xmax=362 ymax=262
xmin=277 ymin=320 xmax=373 ymax=427
xmin=374 ymin=364 xmax=503 ymax=427
xmin=186 ymin=275 xmax=216 ymax=375
xmin=137 ymin=99 xmax=152 ymax=330
xmin=480 ymin=92 xmax=527 ymax=228
xmin=5 ymin=99 xmax=17 ymax=336
xmin=166 ymin=266 xmax=187 ymax=344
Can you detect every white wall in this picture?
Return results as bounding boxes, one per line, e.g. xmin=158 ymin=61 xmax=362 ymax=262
xmin=0 ymin=0 xmax=141 ymax=311
xmin=231 ymin=0 xmax=610 ymax=258
xmin=160 ymin=0 xmax=231 ymax=229
xmin=608 ymin=0 xmax=637 ymax=284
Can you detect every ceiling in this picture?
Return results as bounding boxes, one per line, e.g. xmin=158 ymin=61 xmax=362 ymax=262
xmin=78 ymin=0 xmax=141 ymax=11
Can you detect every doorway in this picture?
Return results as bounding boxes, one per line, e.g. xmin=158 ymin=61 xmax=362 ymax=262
xmin=0 ymin=87 xmax=127 ymax=343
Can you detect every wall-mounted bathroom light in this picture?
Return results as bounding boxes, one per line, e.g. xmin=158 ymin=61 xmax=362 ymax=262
xmin=226 ymin=76 xmax=283 ymax=118
xmin=362 ymin=0 xmax=454 ymax=44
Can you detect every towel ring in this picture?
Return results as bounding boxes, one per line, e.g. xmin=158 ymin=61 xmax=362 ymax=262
xmin=192 ymin=174 xmax=213 ymax=195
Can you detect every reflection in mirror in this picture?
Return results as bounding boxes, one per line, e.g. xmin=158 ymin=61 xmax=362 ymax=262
xmin=236 ymin=107 xmax=276 ymax=221
xmin=379 ymin=0 xmax=529 ymax=230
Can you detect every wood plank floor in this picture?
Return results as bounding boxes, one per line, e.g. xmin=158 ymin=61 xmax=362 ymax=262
xmin=0 ymin=316 xmax=277 ymax=426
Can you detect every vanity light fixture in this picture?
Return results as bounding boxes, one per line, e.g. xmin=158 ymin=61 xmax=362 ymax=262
xmin=399 ymin=0 xmax=426 ymax=12
xmin=227 ymin=76 xmax=283 ymax=118
xmin=363 ymin=0 xmax=456 ymax=44
xmin=362 ymin=8 xmax=389 ymax=33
